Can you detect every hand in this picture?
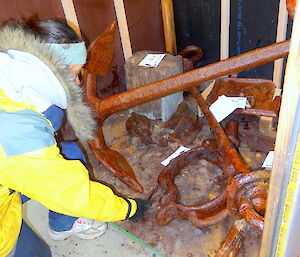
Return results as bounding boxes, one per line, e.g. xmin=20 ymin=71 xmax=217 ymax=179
xmin=128 ymin=199 xmax=153 ymax=223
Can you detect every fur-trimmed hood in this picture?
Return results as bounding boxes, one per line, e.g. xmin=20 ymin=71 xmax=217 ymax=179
xmin=0 ymin=24 xmax=97 ymax=142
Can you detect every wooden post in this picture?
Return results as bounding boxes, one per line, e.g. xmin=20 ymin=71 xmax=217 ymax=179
xmin=124 ymin=51 xmax=183 ymax=121
xmin=273 ymin=0 xmax=289 ymax=89
xmin=220 ymin=0 xmax=230 ymax=60
xmin=259 ymin=0 xmax=288 ymax=133
xmin=113 ymin=0 xmax=133 ymax=60
xmin=60 ymin=0 xmax=81 ymax=36
xmin=161 ymin=0 xmax=177 ymax=54
xmin=260 ymin=1 xmax=300 ymax=256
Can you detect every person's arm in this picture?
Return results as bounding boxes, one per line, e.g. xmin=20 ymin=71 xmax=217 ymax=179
xmin=1 ymin=144 xmax=137 ymax=222
xmin=0 ymin=192 xmax=22 ymax=257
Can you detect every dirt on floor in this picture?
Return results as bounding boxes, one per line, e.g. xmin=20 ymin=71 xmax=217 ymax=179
xmin=83 ymin=103 xmax=271 ymax=257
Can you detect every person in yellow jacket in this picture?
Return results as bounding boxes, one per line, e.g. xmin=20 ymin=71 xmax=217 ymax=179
xmin=0 ymin=19 xmax=151 ymax=257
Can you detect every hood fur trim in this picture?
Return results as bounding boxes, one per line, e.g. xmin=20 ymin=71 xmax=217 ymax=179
xmin=0 ymin=25 xmax=97 ymax=142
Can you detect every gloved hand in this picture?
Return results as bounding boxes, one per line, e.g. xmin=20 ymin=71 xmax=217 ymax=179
xmin=128 ymin=199 xmax=153 ymax=223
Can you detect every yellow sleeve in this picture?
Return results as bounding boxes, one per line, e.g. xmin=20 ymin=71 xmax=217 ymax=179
xmin=0 ymin=192 xmax=22 ymax=257
xmin=0 ymin=144 xmax=137 ymax=222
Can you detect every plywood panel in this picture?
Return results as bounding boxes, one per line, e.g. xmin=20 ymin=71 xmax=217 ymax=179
xmin=124 ymin=0 xmax=165 ymax=53
xmin=173 ymin=0 xmax=287 ymax=79
xmin=173 ymin=0 xmax=221 ymax=67
xmin=230 ymin=0 xmax=280 ymax=79
xmin=0 ymin=0 xmax=65 ymax=22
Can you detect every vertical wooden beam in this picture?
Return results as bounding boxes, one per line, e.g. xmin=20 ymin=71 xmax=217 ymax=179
xmin=60 ymin=0 xmax=81 ymax=36
xmin=260 ymin=1 xmax=300 ymax=256
xmin=113 ymin=0 xmax=133 ymax=60
xmin=161 ymin=0 xmax=177 ymax=54
xmin=273 ymin=0 xmax=289 ymax=89
xmin=220 ymin=0 xmax=230 ymax=60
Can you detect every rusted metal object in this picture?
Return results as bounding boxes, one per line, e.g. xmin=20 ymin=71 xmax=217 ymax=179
xmin=227 ymin=170 xmax=270 ymax=231
xmin=178 ymin=45 xmax=203 ymax=71
xmin=206 ymin=78 xmax=281 ymax=118
xmin=225 ymin=120 xmax=240 ymax=148
xmin=215 ymin=219 xmax=250 ymax=257
xmin=84 ymin=21 xmax=116 ymax=76
xmin=156 ymin=118 xmax=240 ymax=227
xmin=126 ymin=112 xmax=153 ymax=145
xmin=83 ymin=20 xmax=117 ymax=106
xmin=82 ymin=21 xmax=143 ymax=192
xmin=189 ymin=87 xmax=250 ymax=174
xmin=287 ymin=0 xmax=296 ymax=19
xmin=239 ymin=125 xmax=276 ymax=153
xmin=83 ymin=39 xmax=289 ymax=193
xmin=164 ymin=101 xmax=203 ymax=145
xmin=95 ymin=40 xmax=289 ymax=119
xmin=156 ymin=87 xmax=270 ymax=256
xmin=126 ymin=104 xmax=203 ymax=146
xmin=156 ymin=140 xmax=269 ymax=254
xmin=168 ymin=115 xmax=202 ymax=145
xmin=88 ymin=122 xmax=143 ymax=192
xmin=156 ymin=143 xmax=269 ymax=230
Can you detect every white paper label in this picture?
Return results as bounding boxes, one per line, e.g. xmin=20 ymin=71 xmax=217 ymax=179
xmin=161 ymin=146 xmax=190 ymax=166
xmin=138 ymin=54 xmax=166 ymax=68
xmin=209 ymin=95 xmax=238 ymax=122
xmin=227 ymin=97 xmax=251 ymax=108
xmin=209 ymin=95 xmax=251 ymax=122
xmin=262 ymin=151 xmax=275 ymax=168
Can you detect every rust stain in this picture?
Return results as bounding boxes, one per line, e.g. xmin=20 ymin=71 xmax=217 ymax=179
xmin=84 ymin=20 xmax=117 ymax=76
xmin=287 ymin=0 xmax=296 ymax=19
xmin=206 ymin=78 xmax=281 ymax=118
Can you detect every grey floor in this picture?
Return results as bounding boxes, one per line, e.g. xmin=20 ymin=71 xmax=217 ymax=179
xmin=23 ymin=200 xmax=157 ymax=257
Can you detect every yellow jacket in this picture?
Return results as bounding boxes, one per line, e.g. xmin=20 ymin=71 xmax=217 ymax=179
xmin=0 ymin=26 xmax=137 ymax=256
xmin=0 ymin=90 xmax=137 ymax=257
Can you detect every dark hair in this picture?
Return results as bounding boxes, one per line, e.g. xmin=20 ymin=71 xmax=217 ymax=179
xmin=24 ymin=19 xmax=82 ymax=44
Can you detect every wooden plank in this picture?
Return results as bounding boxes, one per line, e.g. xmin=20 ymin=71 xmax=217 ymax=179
xmin=124 ymin=1 xmax=165 ymax=53
xmin=273 ymin=0 xmax=289 ymax=88
xmin=113 ymin=0 xmax=132 ymax=60
xmin=220 ymin=0 xmax=230 ymax=60
xmin=161 ymin=0 xmax=177 ymax=54
xmin=60 ymin=0 xmax=81 ymax=36
xmin=260 ymin=2 xmax=300 ymax=256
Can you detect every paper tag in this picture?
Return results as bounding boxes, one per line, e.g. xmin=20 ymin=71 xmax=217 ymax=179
xmin=209 ymin=95 xmax=238 ymax=122
xmin=209 ymin=95 xmax=251 ymax=122
xmin=227 ymin=97 xmax=251 ymax=108
xmin=262 ymin=151 xmax=275 ymax=168
xmin=138 ymin=54 xmax=166 ymax=67
xmin=161 ymin=146 xmax=190 ymax=166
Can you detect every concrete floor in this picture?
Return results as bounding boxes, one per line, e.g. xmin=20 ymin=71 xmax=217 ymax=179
xmin=23 ymin=200 xmax=161 ymax=257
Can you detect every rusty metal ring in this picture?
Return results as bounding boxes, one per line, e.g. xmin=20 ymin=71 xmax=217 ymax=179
xmin=156 ymin=146 xmax=231 ymax=227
